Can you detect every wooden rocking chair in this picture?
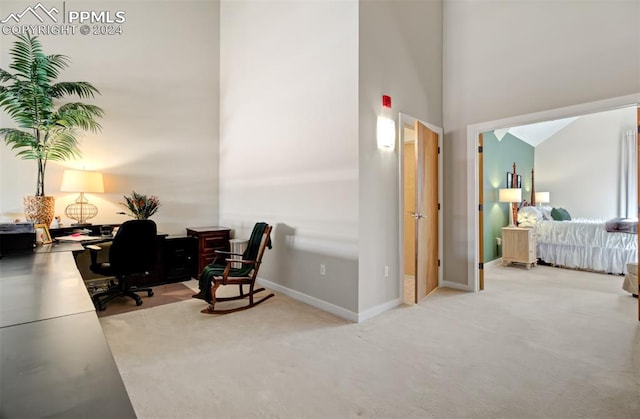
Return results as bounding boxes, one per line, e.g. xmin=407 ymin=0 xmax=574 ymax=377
xmin=200 ymin=222 xmax=274 ymax=314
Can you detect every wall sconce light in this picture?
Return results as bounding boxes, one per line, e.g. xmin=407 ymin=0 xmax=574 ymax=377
xmin=535 ymin=192 xmax=550 ymax=206
xmin=60 ymin=169 xmax=104 ymax=226
xmin=377 ymin=95 xmax=395 ymax=149
xmin=499 ymin=188 xmax=522 ymax=227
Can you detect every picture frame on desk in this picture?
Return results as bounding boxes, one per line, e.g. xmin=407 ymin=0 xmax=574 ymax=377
xmin=34 ymin=224 xmax=52 ymax=245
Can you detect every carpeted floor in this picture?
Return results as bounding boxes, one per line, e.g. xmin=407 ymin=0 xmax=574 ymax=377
xmin=100 ymin=264 xmax=640 ymax=418
xmin=95 ymin=282 xmax=194 ymax=317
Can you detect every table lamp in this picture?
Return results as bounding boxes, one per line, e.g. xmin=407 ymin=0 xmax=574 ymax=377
xmin=535 ymin=192 xmax=550 ymax=206
xmin=60 ymin=169 xmax=104 ymax=226
xmin=499 ymin=188 xmax=522 ymax=227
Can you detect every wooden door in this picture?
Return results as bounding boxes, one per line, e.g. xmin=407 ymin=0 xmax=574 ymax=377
xmin=404 ymin=142 xmax=417 ymax=279
xmin=414 ymin=120 xmax=439 ymax=301
xmin=478 ymin=133 xmax=484 ymax=290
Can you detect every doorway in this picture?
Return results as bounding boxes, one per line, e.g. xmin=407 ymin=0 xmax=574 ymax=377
xmin=399 ymin=113 xmax=443 ymax=304
xmin=466 ymin=95 xmax=640 ymax=292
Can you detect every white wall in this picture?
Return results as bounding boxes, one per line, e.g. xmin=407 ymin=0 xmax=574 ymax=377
xmin=219 ymin=0 xmax=360 ymax=314
xmin=444 ymin=0 xmax=640 ymax=287
xmin=218 ymin=0 xmax=443 ymax=318
xmin=535 ymin=106 xmax=637 ymax=219
xmin=0 ymin=0 xmax=220 ymax=234
xmin=358 ymin=0 xmax=442 ymax=314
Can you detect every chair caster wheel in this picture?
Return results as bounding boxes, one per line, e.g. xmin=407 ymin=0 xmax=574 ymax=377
xmin=136 ymin=299 xmax=143 ymax=306
xmin=97 ymin=304 xmax=106 ymax=311
xmin=148 ymin=290 xmax=154 ymax=297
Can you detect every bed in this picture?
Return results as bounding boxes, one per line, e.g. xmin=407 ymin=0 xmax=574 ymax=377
xmin=505 ymin=163 xmax=638 ymax=276
xmin=527 ymin=214 xmax=637 ymax=275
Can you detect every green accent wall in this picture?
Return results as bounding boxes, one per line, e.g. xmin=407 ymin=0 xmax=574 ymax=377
xmin=483 ymin=131 xmax=534 ymax=262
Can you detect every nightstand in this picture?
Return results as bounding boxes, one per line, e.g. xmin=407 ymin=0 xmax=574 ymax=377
xmin=501 ymin=226 xmax=537 ymax=269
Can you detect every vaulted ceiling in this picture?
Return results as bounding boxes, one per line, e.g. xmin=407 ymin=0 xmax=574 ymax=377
xmin=494 ymin=116 xmax=579 ymax=147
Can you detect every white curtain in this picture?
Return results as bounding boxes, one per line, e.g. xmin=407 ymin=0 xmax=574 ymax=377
xmin=619 ymin=129 xmax=637 ymax=218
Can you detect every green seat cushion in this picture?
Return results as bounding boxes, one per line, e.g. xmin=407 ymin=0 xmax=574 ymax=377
xmin=201 ymin=262 xmax=252 ymax=279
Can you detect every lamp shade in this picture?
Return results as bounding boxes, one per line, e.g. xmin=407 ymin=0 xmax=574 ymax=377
xmin=535 ymin=191 xmax=550 ymax=204
xmin=60 ymin=170 xmax=104 ymax=193
xmin=499 ymin=188 xmax=522 ymax=203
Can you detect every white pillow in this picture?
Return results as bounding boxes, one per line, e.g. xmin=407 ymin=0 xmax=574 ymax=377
xmin=517 ymin=206 xmax=543 ymax=227
xmin=539 ymin=205 xmax=553 ymax=220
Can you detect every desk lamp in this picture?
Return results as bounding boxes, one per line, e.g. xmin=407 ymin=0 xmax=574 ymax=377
xmin=61 ymin=169 xmax=104 ymax=226
xmin=499 ymin=188 xmax=522 ymax=227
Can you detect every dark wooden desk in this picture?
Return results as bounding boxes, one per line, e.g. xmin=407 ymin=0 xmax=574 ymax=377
xmin=55 ymin=224 xmax=196 ymax=285
xmin=49 ymin=224 xmax=119 ymax=239
xmin=0 ymin=246 xmax=136 ymax=418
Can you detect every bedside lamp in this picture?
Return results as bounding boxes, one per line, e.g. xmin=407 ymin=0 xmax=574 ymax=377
xmin=499 ymin=188 xmax=522 ymax=227
xmin=535 ymin=192 xmax=550 ymax=206
xmin=61 ymin=169 xmax=104 ymax=226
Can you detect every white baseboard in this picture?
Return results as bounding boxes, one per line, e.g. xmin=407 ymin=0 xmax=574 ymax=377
xmin=257 ymin=278 xmax=402 ymax=323
xmin=257 ymin=278 xmax=359 ymax=322
xmin=440 ymin=280 xmax=471 ymax=291
xmin=357 ymin=298 xmax=402 ymax=323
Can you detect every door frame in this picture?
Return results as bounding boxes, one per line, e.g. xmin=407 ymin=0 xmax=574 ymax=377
xmin=398 ymin=113 xmax=444 ymax=300
xmin=466 ymin=94 xmax=640 ymax=292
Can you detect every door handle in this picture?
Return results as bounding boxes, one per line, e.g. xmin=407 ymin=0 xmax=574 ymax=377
xmin=410 ymin=212 xmax=425 ymax=220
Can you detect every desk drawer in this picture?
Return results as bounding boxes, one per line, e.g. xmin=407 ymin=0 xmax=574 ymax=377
xmin=202 ymin=235 xmax=227 ymax=252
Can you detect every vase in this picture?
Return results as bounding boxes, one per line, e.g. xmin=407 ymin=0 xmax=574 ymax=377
xmin=23 ymin=196 xmax=55 ymax=227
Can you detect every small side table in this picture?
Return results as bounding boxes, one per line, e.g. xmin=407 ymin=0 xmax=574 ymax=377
xmin=501 ymin=226 xmax=537 ymax=269
xmin=186 ymin=226 xmax=231 ymax=277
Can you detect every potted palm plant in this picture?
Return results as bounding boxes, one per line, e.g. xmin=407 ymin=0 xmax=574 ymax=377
xmin=0 ymin=32 xmax=104 ymax=227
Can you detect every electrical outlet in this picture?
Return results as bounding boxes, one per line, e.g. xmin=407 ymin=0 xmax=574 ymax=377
xmin=384 ymin=265 xmax=389 ymax=277
xmin=320 ymin=264 xmax=326 ymax=276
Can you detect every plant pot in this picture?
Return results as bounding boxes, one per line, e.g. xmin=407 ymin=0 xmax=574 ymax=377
xmin=23 ymin=196 xmax=55 ymax=227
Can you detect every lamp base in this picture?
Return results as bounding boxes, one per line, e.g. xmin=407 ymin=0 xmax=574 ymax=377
xmin=65 ymin=192 xmax=98 ymax=225
xmin=511 ymin=202 xmax=518 ymax=227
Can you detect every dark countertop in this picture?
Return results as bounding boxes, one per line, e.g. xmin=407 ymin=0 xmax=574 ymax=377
xmin=0 ymin=251 xmax=96 ymax=328
xmin=0 ymin=248 xmax=136 ymax=418
xmin=0 ymin=312 xmax=136 ymax=418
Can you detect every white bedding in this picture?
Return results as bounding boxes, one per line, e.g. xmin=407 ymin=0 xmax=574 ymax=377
xmin=535 ymin=218 xmax=637 ymax=275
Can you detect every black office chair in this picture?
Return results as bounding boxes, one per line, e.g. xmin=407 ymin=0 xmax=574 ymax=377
xmin=86 ymin=219 xmax=157 ymax=311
